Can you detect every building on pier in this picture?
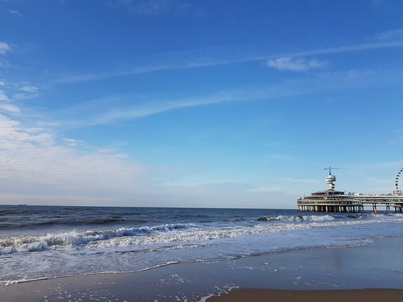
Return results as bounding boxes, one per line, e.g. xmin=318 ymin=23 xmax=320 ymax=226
xmin=297 ymin=168 xmax=362 ymax=212
xmin=297 ymin=168 xmax=403 ymax=213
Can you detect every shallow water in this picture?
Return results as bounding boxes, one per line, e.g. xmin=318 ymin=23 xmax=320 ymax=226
xmin=1 ymin=205 xmax=403 ymax=284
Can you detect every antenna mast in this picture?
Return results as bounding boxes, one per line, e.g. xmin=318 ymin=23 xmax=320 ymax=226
xmin=324 ymin=166 xmax=338 ymax=175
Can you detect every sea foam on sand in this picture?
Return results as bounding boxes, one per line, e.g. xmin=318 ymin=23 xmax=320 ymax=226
xmin=1 ymin=237 xmax=403 ymax=301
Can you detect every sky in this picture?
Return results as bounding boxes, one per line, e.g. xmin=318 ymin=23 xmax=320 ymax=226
xmin=1 ymin=0 xmax=403 ymax=209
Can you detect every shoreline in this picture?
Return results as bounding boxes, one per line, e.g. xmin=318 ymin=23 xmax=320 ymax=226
xmin=1 ymin=237 xmax=403 ymax=301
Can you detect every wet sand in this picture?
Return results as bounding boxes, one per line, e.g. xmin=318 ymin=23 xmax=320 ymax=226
xmin=208 ymin=288 xmax=403 ymax=302
xmin=1 ymin=237 xmax=403 ymax=301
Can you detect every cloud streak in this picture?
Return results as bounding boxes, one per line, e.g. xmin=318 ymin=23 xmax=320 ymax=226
xmin=9 ymin=9 xmax=22 ymax=17
xmin=266 ymin=57 xmax=327 ymax=71
xmin=55 ymin=37 xmax=403 ymax=84
xmin=54 ymin=92 xmax=241 ymax=128
xmin=375 ymin=28 xmax=403 ymax=42
xmin=109 ymin=0 xmax=195 ymax=16
xmin=56 ymin=65 xmax=403 ymax=129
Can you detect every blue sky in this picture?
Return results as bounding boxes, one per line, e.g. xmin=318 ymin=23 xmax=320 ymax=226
xmin=1 ymin=0 xmax=403 ymax=208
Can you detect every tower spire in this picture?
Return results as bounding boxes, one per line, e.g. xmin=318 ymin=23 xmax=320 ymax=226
xmin=324 ymin=167 xmax=337 ymax=190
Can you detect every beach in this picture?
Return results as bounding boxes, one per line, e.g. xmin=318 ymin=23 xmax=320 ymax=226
xmin=1 ymin=237 xmax=403 ymax=301
xmin=208 ymin=289 xmax=403 ymax=302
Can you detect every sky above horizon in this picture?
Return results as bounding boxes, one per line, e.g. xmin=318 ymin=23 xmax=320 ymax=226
xmin=1 ymin=0 xmax=403 ymax=209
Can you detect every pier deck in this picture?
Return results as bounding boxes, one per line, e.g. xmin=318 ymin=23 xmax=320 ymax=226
xmin=355 ymin=194 xmax=403 ymax=213
xmin=298 ymin=194 xmax=403 ymax=213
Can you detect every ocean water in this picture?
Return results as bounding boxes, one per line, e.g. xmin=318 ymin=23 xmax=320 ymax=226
xmin=1 ymin=205 xmax=403 ymax=285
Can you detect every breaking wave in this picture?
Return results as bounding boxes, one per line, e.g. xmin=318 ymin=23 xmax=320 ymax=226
xmin=2 ymin=213 xmax=403 ymax=256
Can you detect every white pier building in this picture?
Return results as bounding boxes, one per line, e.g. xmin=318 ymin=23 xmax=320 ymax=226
xmin=297 ymin=168 xmax=403 ymax=213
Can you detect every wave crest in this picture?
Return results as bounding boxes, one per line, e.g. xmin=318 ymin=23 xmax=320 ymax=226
xmin=0 ymin=223 xmax=194 ymax=255
xmin=257 ymin=214 xmax=336 ymax=222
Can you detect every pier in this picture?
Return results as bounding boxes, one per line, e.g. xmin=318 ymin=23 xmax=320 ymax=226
xmin=353 ymin=194 xmax=403 ymax=213
xmin=297 ymin=168 xmax=403 ymax=213
xmin=298 ymin=193 xmax=403 ymax=213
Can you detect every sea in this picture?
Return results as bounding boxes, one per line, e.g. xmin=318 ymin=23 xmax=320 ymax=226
xmin=1 ymin=205 xmax=403 ymax=286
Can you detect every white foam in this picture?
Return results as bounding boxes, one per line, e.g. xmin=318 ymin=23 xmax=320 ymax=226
xmin=1 ymin=277 xmax=49 ymax=286
xmin=197 ymin=284 xmax=240 ymax=302
xmin=1 ymin=213 xmax=403 ymax=282
xmin=2 ymin=214 xmax=403 ymax=255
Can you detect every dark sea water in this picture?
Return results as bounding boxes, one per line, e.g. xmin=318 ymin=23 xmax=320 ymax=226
xmin=1 ymin=205 xmax=403 ymax=285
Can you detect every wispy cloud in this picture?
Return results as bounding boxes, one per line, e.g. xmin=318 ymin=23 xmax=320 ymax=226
xmin=266 ymin=57 xmax=327 ymax=71
xmin=0 ymin=90 xmax=9 ymax=101
xmin=375 ymin=28 xmax=403 ymax=42
xmin=9 ymin=9 xmax=22 ymax=17
xmin=56 ymin=92 xmax=241 ymax=127
xmin=0 ymin=42 xmax=11 ymax=55
xmin=0 ymin=89 xmax=19 ymax=113
xmin=0 ymin=103 xmax=20 ymax=113
xmin=55 ymin=65 xmax=403 ymax=129
xmin=0 ymin=81 xmax=39 ymax=116
xmin=56 ymin=36 xmax=403 ymax=84
xmin=0 ymin=114 xmax=151 ymax=204
xmin=109 ymin=0 xmax=189 ymax=15
xmin=2 ymin=111 xmax=272 ymax=206
xmin=0 ymin=115 xmax=53 ymax=148
xmin=12 ymin=85 xmax=40 ymax=100
xmin=20 ymin=85 xmax=38 ymax=93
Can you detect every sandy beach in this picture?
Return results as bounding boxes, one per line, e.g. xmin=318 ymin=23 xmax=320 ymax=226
xmin=1 ymin=237 xmax=403 ymax=301
xmin=208 ymin=289 xmax=403 ymax=302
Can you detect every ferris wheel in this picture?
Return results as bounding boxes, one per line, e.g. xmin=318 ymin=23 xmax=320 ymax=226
xmin=395 ymin=168 xmax=403 ymax=195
